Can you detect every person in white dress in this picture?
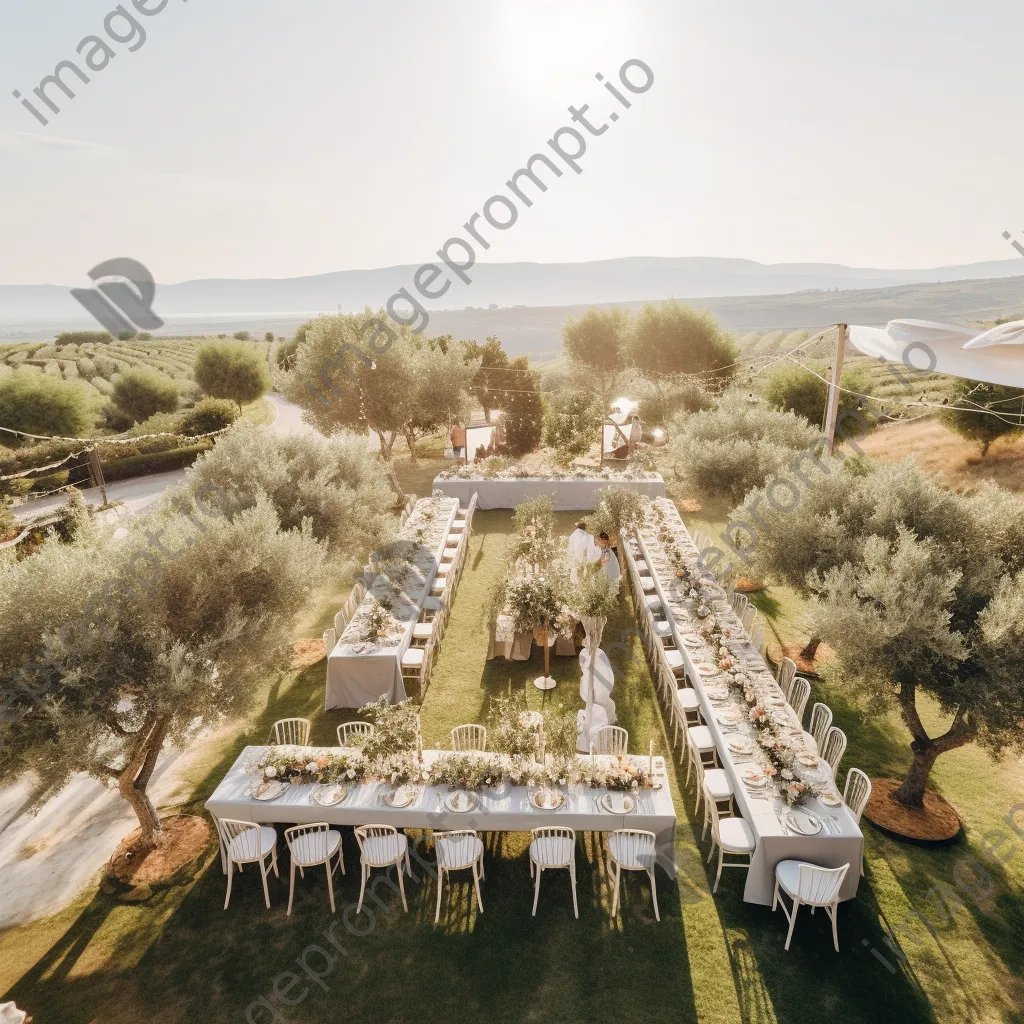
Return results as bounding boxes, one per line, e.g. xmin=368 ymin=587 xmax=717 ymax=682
xmin=595 ymin=532 xmax=620 ymax=582
xmin=567 ymin=520 xmax=598 ymax=565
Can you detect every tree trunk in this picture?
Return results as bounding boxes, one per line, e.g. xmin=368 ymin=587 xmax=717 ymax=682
xmin=889 ymin=743 xmax=940 ymax=809
xmin=980 ymin=439 xmax=991 ymax=457
xmin=119 ymin=775 xmax=165 ymax=844
xmin=376 ymin=431 xmax=395 ymax=460
xmin=404 ymin=429 xmax=418 ymax=461
xmin=799 ymin=634 xmax=822 ymax=661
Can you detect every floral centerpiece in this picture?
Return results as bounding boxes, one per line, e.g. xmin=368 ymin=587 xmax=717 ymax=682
xmin=583 ymin=755 xmax=657 ymax=791
xmin=246 ymin=748 xmax=366 ymax=786
xmin=428 ymin=752 xmax=505 ymax=790
xmin=359 ymin=697 xmax=419 ymax=761
xmin=490 ymin=689 xmax=542 ymax=758
xmin=362 ymin=598 xmax=394 ymax=644
xmin=372 ymin=752 xmax=428 ymax=787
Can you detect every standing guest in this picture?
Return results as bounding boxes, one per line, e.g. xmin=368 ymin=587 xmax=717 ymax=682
xmin=628 ymin=414 xmax=643 ymax=454
xmin=450 ymin=421 xmax=467 ymax=459
xmin=567 ymin=520 xmax=597 ymax=565
xmin=595 ymin=532 xmax=621 ymax=582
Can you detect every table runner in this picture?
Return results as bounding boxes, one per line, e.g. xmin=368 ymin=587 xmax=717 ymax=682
xmin=206 ymin=745 xmax=678 ymax=876
xmin=325 ymin=496 xmax=458 ymax=708
xmin=627 ymin=498 xmax=863 ymax=905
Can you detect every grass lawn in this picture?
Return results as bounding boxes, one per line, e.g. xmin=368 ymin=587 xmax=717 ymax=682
xmin=0 ymin=469 xmax=1019 ymax=1023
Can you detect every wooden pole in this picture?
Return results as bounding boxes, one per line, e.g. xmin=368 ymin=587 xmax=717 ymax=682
xmin=88 ymin=448 xmax=108 ymax=506
xmin=823 ymin=323 xmax=848 ymax=457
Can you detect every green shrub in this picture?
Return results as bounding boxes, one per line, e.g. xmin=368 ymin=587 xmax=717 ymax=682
xmin=99 ymin=442 xmax=212 ymax=482
xmin=55 ymin=331 xmax=113 ymax=346
xmin=0 ymin=369 xmax=98 ymax=443
xmin=762 ymin=360 xmax=876 ymax=427
xmin=178 ymin=398 xmax=239 ymax=436
xmin=30 ymin=470 xmax=70 ymax=493
xmin=111 ymin=368 xmax=179 ymax=423
xmin=194 ymin=341 xmax=270 ymax=408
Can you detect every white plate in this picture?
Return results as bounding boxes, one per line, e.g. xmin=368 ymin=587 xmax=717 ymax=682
xmin=311 ymin=783 xmax=347 ymax=806
xmin=444 ymin=790 xmax=477 ymax=813
xmin=383 ymin=785 xmax=418 ymax=808
xmin=820 ymin=791 xmax=842 ymax=807
xmin=798 ymin=754 xmax=820 ymax=768
xmin=600 ymin=791 xmax=636 ymax=814
xmin=786 ymin=811 xmax=822 ymax=835
xmin=530 ymin=788 xmax=565 ymax=811
xmin=681 ymin=636 xmax=703 ymax=649
xmin=728 ymin=737 xmax=754 ymax=754
xmin=251 ymin=780 xmax=285 ymax=801
xmin=717 ymin=710 xmax=742 ymax=726
xmin=694 ymin=662 xmax=720 ymax=675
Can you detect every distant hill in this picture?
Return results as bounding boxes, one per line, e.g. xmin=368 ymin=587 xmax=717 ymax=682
xmin=2 ymin=257 xmax=1023 ymax=357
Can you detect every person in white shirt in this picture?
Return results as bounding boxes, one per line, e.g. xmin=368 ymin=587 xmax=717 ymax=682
xmin=595 ymin=532 xmax=620 ymax=582
xmin=567 ymin=520 xmax=597 ymax=564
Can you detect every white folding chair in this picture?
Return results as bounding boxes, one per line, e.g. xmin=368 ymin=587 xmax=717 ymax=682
xmin=284 ymin=823 xmax=344 ymax=915
xmin=808 ymin=702 xmax=833 ymax=751
xmin=337 ymin=721 xmax=375 ymax=747
xmin=529 ymin=826 xmax=578 ymax=918
xmin=843 ymin=767 xmax=872 ymax=876
xmin=450 ymin=724 xmax=487 ymax=751
xmin=673 ymin=686 xmax=702 ymax=748
xmin=354 ymin=824 xmax=412 ymax=914
xmin=333 ymin=610 xmax=347 ymax=638
xmin=705 ymin=796 xmax=754 ymax=893
xmin=777 ymin=657 xmax=797 ymax=699
xmin=684 ymin=725 xmax=717 ymax=786
xmin=322 ymin=628 xmax=336 ymax=656
xmin=607 ymin=829 xmax=660 ymax=921
xmin=741 ymin=605 xmax=756 ymax=633
xmin=732 ymin=593 xmax=750 ymax=617
xmin=401 ymin=645 xmax=426 ymax=684
xmin=433 ymin=830 xmax=485 ymax=922
xmin=749 ymin=620 xmax=765 ymax=656
xmin=591 ymin=725 xmax=628 ymax=755
xmin=216 ymin=818 xmax=279 ymax=910
xmin=789 ymin=677 xmax=811 ymax=721
xmin=773 ymin=861 xmax=850 ymax=951
xmin=270 ymin=717 xmax=311 ymax=746
xmin=820 ymin=726 xmax=848 ymax=775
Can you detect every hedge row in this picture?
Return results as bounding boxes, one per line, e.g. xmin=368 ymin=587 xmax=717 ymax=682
xmin=98 ymin=441 xmax=212 ymax=482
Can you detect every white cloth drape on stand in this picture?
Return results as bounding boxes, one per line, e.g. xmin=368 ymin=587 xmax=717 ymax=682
xmin=847 ymin=319 xmax=1024 ymax=387
xmin=577 ymin=616 xmax=615 ymax=751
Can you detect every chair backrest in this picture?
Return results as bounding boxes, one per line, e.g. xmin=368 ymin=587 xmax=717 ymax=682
xmin=354 ymin=580 xmax=367 ymax=604
xmin=355 ymin=823 xmax=400 ymax=864
xmin=808 ymin=702 xmax=833 ymax=749
xmin=216 ymin=818 xmax=264 ymax=862
xmin=271 ymin=717 xmax=310 ymax=746
xmin=530 ymin=826 xmax=576 ymax=867
xmin=789 ymin=676 xmax=811 ymax=720
xmin=334 ymin=609 xmax=347 ymax=638
xmin=322 ymin=628 xmax=337 ymax=655
xmin=285 ymin=822 xmax=332 ymax=865
xmin=821 ymin=725 xmax=848 ymax=774
xmin=778 ymin=657 xmax=797 ymax=697
xmin=794 ymin=862 xmax=850 ymax=906
xmin=749 ymin=620 xmax=765 ymax=656
xmin=608 ymin=828 xmax=656 ymax=866
xmin=843 ymin=767 xmax=872 ymax=821
xmin=337 ymin=721 xmax=375 ymax=747
xmin=434 ymin=829 xmax=480 ymax=870
xmin=732 ymin=593 xmax=749 ymax=617
xmin=591 ymin=725 xmax=628 ymax=755
xmin=450 ymin=724 xmax=487 ymax=752
xmin=741 ymin=605 xmax=756 ymax=633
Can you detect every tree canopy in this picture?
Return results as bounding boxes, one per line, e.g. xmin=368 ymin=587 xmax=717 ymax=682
xmin=732 ymin=457 xmax=1024 ymax=807
xmin=0 ymin=369 xmax=98 ymax=443
xmin=543 ymin=389 xmax=600 ymax=466
xmin=194 ymin=341 xmax=271 ymax=410
xmin=500 ymin=355 xmax=543 ymax=456
xmin=761 ymin=359 xmax=876 ymax=428
xmin=939 ymin=379 xmax=1024 ymax=456
xmin=561 ymin=306 xmax=627 ymax=409
xmin=626 ymin=300 xmax=737 ymax=388
xmin=169 ymin=422 xmax=397 ymax=565
xmin=463 ymin=335 xmax=510 ymax=422
xmin=112 ymin=368 xmax=179 ymax=424
xmin=0 ymin=498 xmax=325 ymax=843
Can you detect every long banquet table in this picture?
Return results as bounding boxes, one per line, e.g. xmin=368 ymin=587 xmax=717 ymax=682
xmin=625 ymin=498 xmax=863 ymax=905
xmin=433 ymin=475 xmax=665 ymax=511
xmin=207 ymin=746 xmax=678 ymax=875
xmin=325 ymin=496 xmax=459 ymax=709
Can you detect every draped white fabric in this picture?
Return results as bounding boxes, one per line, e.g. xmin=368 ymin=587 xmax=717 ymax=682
xmin=847 ymin=319 xmax=1024 ymax=387
xmin=567 ymin=528 xmax=598 ymax=565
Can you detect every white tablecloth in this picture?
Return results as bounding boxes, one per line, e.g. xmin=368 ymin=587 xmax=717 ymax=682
xmin=326 ymin=497 xmax=458 ymax=709
xmin=433 ymin=476 xmax=665 ymax=510
xmin=206 ymin=746 xmax=678 ymax=876
xmin=627 ymin=501 xmax=863 ymax=905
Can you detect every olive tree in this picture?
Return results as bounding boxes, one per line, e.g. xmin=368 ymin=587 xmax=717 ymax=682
xmin=0 ymin=498 xmax=325 ymax=844
xmin=561 ymin=306 xmax=627 ymax=409
xmin=170 ymin=422 xmax=397 ymax=564
xmin=733 ymin=458 xmax=1024 ymax=808
xmin=194 ymin=340 xmax=271 ymax=411
xmin=939 ymin=379 xmax=1024 ymax=456
xmin=112 ymin=368 xmax=179 ymax=424
xmin=0 ymin=369 xmax=98 ymax=442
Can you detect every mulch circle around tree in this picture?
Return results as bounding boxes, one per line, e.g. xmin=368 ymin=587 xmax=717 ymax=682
xmin=735 ymin=576 xmax=764 ymax=593
xmin=863 ymin=778 xmax=963 ymax=846
xmin=102 ymin=814 xmax=215 ymax=902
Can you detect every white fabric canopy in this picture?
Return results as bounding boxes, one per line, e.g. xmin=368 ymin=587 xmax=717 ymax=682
xmin=567 ymin=527 xmax=598 ymax=564
xmin=847 ymin=319 xmax=1024 ymax=387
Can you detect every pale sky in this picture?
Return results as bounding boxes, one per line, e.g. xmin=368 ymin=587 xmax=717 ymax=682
xmin=1 ymin=0 xmax=1022 ymax=285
